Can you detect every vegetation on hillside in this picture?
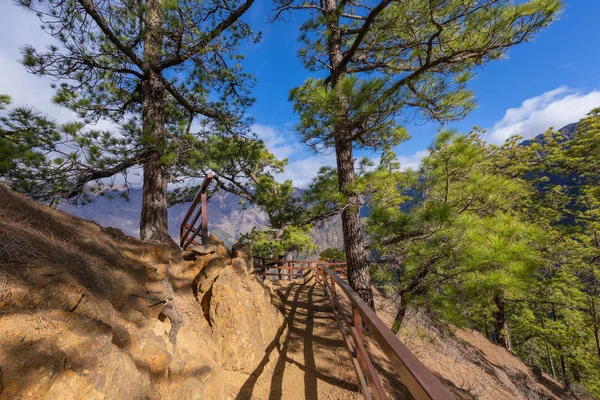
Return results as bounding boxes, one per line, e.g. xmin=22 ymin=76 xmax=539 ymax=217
xmin=365 ymin=113 xmax=600 ymax=396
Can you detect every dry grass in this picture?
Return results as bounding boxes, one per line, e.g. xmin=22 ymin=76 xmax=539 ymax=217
xmin=0 ymin=186 xmax=161 ymax=308
xmin=368 ymin=289 xmax=573 ymax=400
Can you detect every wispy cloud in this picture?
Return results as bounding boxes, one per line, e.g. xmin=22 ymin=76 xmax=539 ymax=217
xmin=252 ymin=124 xmax=298 ymax=159
xmin=485 ymin=86 xmax=600 ymax=144
xmin=397 ymin=149 xmax=428 ymax=170
xmin=252 ymin=123 xmax=335 ymax=188
xmin=0 ymin=4 xmax=76 ymax=121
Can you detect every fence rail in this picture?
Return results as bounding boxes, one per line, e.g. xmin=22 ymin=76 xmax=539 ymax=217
xmin=180 ymin=174 xmax=213 ymax=250
xmin=254 ymin=257 xmax=346 ymax=281
xmin=254 ymin=257 xmax=454 ymax=400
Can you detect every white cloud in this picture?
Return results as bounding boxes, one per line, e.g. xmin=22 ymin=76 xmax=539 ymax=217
xmin=251 ymin=123 xmax=335 ymax=188
xmin=486 ymin=86 xmax=600 ymax=144
xmin=252 ymin=123 xmax=297 ymax=159
xmin=280 ymin=153 xmax=336 ymax=188
xmin=397 ymin=149 xmax=428 ymax=170
xmin=0 ymin=4 xmax=77 ymax=122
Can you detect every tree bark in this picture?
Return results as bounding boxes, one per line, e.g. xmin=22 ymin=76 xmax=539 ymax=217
xmin=335 ymin=137 xmax=374 ymax=308
xmin=594 ymin=326 xmax=600 ymax=362
xmin=324 ymin=0 xmax=374 ymax=308
xmin=551 ymin=305 xmax=570 ymax=390
xmin=392 ymin=302 xmax=407 ymax=334
xmin=139 ymin=0 xmax=171 ymax=243
xmin=494 ymin=292 xmax=513 ymax=352
xmin=590 ymin=297 xmax=600 ymax=360
xmin=541 ymin=318 xmax=557 ymax=379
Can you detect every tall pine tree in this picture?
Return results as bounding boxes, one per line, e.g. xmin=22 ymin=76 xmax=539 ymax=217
xmin=11 ymin=0 xmax=257 ymax=243
xmin=272 ymin=0 xmax=561 ymax=307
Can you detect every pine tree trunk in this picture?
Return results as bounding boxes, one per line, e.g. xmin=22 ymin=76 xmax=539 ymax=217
xmin=494 ymin=292 xmax=512 ymax=351
xmin=594 ymin=326 xmax=600 ymax=361
xmin=559 ymin=354 xmax=570 ymax=389
xmin=324 ymin=0 xmax=374 ymax=308
xmin=139 ymin=0 xmax=171 ymax=243
xmin=392 ymin=303 xmax=407 ymax=334
xmin=591 ymin=298 xmax=600 ymax=360
xmin=551 ymin=305 xmax=570 ymax=390
xmin=335 ymin=137 xmax=374 ymax=308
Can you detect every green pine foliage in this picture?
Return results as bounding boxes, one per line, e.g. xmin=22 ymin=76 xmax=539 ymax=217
xmin=365 ymin=114 xmax=600 ymax=396
xmin=273 ymin=0 xmax=561 ymax=307
xmin=2 ymin=0 xmax=259 ymax=241
xmin=319 ymin=248 xmax=345 ymax=261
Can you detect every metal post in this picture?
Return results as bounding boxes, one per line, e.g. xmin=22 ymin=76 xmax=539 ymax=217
xmin=331 ymin=273 xmax=336 ymax=297
xmin=354 ymin=306 xmax=367 ymax=384
xmin=200 ymin=192 xmax=208 ymax=244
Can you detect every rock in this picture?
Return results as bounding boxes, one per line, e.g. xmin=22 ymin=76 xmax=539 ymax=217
xmin=531 ymin=365 xmax=543 ymax=378
xmin=231 ymin=258 xmax=248 ymax=277
xmin=232 ymin=242 xmax=253 ymax=271
xmin=194 ymin=256 xmax=227 ymax=296
xmin=129 ymin=325 xmax=173 ymax=374
xmin=206 ymin=234 xmax=224 ymax=247
xmin=208 ymin=264 xmax=285 ymax=373
xmin=190 ymin=244 xmax=218 ymax=255
xmin=145 ymin=262 xmax=168 ymax=281
xmin=205 ymin=234 xmax=231 ymax=262
xmin=0 ymin=312 xmax=152 ymax=399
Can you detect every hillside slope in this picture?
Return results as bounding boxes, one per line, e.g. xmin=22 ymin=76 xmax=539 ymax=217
xmin=371 ymin=291 xmax=580 ymax=400
xmin=1 ymin=186 xmax=582 ymax=400
xmin=0 ymin=186 xmax=287 ymax=399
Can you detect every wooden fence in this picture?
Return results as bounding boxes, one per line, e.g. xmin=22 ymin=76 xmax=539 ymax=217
xmin=254 ymin=257 xmax=454 ymax=400
xmin=179 ymin=188 xmax=453 ymax=400
xmin=179 ymin=173 xmax=213 ymax=250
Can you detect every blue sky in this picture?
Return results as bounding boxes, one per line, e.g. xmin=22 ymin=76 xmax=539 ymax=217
xmin=2 ymin=1 xmax=600 ymax=187
xmin=238 ymin=0 xmax=600 ymax=185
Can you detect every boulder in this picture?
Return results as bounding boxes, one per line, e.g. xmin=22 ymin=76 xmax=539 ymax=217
xmin=194 ymin=255 xmax=227 ymax=297
xmin=129 ymin=322 xmax=173 ymax=374
xmin=206 ymin=234 xmax=224 ymax=247
xmin=190 ymin=244 xmax=218 ymax=255
xmin=208 ymin=263 xmax=285 ymax=373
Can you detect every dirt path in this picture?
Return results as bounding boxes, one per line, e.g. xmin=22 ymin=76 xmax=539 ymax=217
xmin=236 ymin=279 xmax=362 ymax=400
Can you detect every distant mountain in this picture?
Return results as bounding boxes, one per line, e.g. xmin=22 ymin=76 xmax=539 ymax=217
xmin=520 ymin=122 xmax=578 ymax=147
xmin=61 ymin=188 xmax=268 ymax=247
xmin=61 ymin=187 xmax=344 ymax=251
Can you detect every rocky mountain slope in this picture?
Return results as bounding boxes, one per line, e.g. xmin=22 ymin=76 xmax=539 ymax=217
xmin=61 ymin=187 xmax=344 ymax=252
xmin=0 ymin=186 xmax=286 ymax=399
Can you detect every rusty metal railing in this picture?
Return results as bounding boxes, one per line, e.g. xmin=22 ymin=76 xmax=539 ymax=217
xmin=253 ymin=257 xmax=347 ymax=281
xmin=253 ymin=257 xmax=454 ymax=400
xmin=180 ymin=173 xmax=213 ymax=250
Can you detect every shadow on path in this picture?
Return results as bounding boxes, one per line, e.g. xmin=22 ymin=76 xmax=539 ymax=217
xmin=235 ymin=280 xmax=359 ymax=400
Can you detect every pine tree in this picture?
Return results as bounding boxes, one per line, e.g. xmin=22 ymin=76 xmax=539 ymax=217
xmin=504 ymin=109 xmax=600 ymax=393
xmin=272 ymin=0 xmax=561 ymax=307
xmin=366 ymin=131 xmax=544 ymax=345
xmin=9 ymin=0 xmax=257 ymax=243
